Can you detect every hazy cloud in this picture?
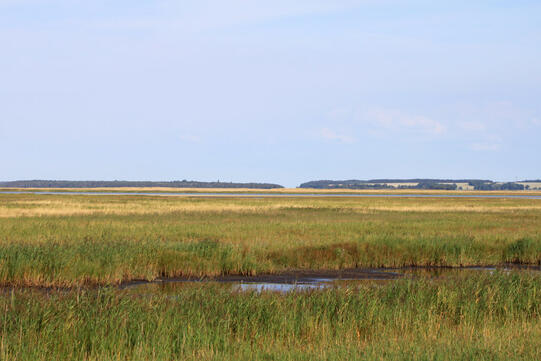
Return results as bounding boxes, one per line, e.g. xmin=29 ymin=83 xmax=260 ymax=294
xmin=458 ymin=121 xmax=487 ymax=132
xmin=318 ymin=128 xmax=356 ymax=144
xmin=327 ymin=107 xmax=354 ymax=121
xmin=470 ymin=143 xmax=501 ymax=152
xmin=367 ymin=108 xmax=446 ymax=135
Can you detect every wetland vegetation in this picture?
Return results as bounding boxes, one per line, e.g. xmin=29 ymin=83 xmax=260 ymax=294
xmin=2 ymin=274 xmax=541 ymax=360
xmin=0 ymin=193 xmax=540 ymax=286
xmin=1 ymin=192 xmax=540 ymax=359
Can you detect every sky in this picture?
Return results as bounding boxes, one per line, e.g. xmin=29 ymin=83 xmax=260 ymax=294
xmin=1 ymin=0 xmax=540 ymax=187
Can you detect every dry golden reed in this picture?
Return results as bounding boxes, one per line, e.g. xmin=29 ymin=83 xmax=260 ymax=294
xmin=2 ymin=194 xmax=541 ymax=218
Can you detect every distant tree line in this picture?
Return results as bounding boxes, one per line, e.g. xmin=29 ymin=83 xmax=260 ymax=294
xmin=1 ymin=179 xmax=537 ymax=191
xmin=363 ymin=179 xmax=491 ymax=184
xmin=416 ymin=182 xmax=457 ymax=190
xmin=299 ymin=179 xmax=527 ymax=191
xmin=0 ymin=180 xmax=284 ymax=189
xmin=467 ymin=181 xmax=524 ymax=191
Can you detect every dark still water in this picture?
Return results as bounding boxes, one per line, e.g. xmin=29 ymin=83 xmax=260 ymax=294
xmin=121 ymin=266 xmax=541 ymax=294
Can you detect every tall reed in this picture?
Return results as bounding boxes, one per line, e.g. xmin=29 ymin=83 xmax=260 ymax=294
xmin=1 ymin=273 xmax=540 ymax=360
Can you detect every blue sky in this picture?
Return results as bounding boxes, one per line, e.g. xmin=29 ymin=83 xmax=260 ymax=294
xmin=1 ymin=1 xmax=540 ymax=187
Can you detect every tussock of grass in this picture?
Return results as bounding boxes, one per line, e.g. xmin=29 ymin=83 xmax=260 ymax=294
xmin=1 ymin=274 xmax=540 ymax=360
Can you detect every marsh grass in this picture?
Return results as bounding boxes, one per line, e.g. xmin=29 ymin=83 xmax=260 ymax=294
xmin=1 ymin=273 xmax=540 ymax=360
xmin=0 ymin=194 xmax=540 ymax=286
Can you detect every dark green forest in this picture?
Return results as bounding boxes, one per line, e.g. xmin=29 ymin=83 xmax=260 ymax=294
xmin=299 ymin=179 xmax=529 ymax=190
xmin=0 ymin=180 xmax=284 ymax=189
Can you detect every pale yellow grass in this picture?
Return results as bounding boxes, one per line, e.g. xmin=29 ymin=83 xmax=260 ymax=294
xmin=2 ymin=196 xmax=541 ymax=218
xmin=0 ymin=199 xmax=276 ymax=218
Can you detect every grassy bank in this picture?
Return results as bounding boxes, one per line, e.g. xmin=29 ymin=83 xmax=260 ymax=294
xmin=0 ymin=194 xmax=540 ymax=286
xmin=1 ymin=274 xmax=540 ymax=360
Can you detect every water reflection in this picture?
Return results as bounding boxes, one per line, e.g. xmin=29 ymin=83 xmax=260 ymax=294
xmin=235 ymin=282 xmax=322 ymax=292
xmin=123 ymin=266 xmax=541 ymax=294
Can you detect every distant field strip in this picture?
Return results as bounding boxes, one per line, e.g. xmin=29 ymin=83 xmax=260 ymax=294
xmin=519 ymin=182 xmax=541 ymax=190
xmin=3 ymin=187 xmax=541 ymax=195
